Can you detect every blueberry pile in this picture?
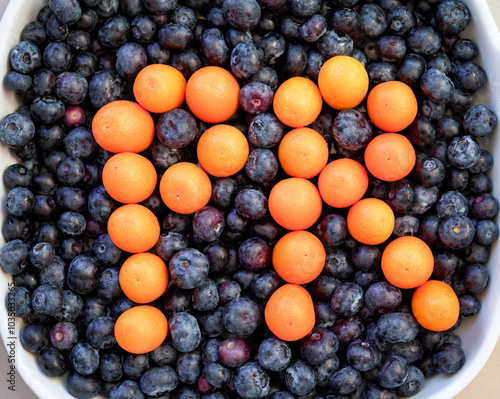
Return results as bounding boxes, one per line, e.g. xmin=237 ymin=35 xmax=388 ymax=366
xmin=1 ymin=0 xmax=499 ymax=398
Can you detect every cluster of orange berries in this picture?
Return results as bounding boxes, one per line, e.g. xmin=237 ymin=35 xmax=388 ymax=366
xmin=91 ymin=56 xmax=458 ymax=351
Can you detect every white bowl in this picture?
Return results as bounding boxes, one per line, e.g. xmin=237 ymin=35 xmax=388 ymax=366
xmin=1 ymin=1 xmax=500 ymax=398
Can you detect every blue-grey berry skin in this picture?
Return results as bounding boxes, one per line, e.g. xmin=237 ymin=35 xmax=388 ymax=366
xmin=169 ymin=248 xmax=210 ymax=289
xmin=222 ymin=0 xmax=262 ymax=32
xmin=223 ymin=297 xmax=262 ymax=336
xmin=88 ymin=70 xmax=125 ymax=109
xmin=66 ymin=371 xmax=101 ymax=399
xmin=446 ymin=135 xmax=481 ymax=170
xmin=55 ymin=72 xmax=88 ymax=105
xmin=420 ymin=68 xmax=455 ymax=104
xmin=139 ymin=366 xmax=178 ymax=396
xmin=233 ymin=361 xmax=271 ymax=399
xmin=48 ymin=0 xmax=82 ymax=25
xmin=0 ymin=112 xmax=35 ymax=147
xmin=9 ymin=41 xmax=42 ymax=74
xmin=377 ymin=312 xmax=419 ymax=343
xmin=463 ymin=104 xmax=497 ymax=138
xmin=169 ymin=312 xmax=201 ymax=352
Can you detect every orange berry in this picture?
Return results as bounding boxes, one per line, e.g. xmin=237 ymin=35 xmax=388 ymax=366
xmin=119 ymin=253 xmax=168 ymax=303
xmin=114 ymin=305 xmax=168 ymax=354
xmin=265 ymin=284 xmax=315 ymax=341
xmin=268 ymin=178 xmax=322 ymax=231
xmin=318 ymin=158 xmax=369 ymax=208
xmin=278 ymin=127 xmax=329 ymax=178
xmin=273 ymin=76 xmax=323 ymax=128
xmin=272 ymin=230 xmax=326 ymax=284
xmin=318 ymin=55 xmax=369 ymax=110
xmin=92 ymin=100 xmax=155 ymax=153
xmin=133 ymin=64 xmax=186 ymax=114
xmin=107 ymin=204 xmax=160 ymax=253
xmin=159 ymin=162 xmax=212 ymax=214
xmin=366 ymin=81 xmax=418 ymax=132
xmin=185 ymin=66 xmax=240 ymax=123
xmin=347 ymin=198 xmax=395 ymax=245
xmin=381 ymin=236 xmax=434 ymax=289
xmin=197 ymin=124 xmax=249 ymax=177
xmin=412 ymin=280 xmax=460 ymax=332
xmin=102 ymin=152 xmax=157 ymax=204
xmin=364 ymin=133 xmax=416 ymax=182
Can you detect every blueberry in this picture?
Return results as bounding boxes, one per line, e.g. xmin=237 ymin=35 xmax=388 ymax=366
xmin=66 ymin=371 xmax=101 ymax=399
xmin=192 ymin=278 xmax=219 ymax=312
xmin=447 ymin=135 xmax=481 ymax=169
xmin=475 ymin=219 xmax=499 ymax=246
xmin=256 ymin=33 xmax=286 ymax=66
xmin=359 ymin=4 xmax=387 ymax=38
xmin=30 ymin=96 xmax=66 ymax=124
xmin=239 ymin=82 xmax=274 ymax=115
xmin=432 ymin=343 xmax=466 ymax=374
xmin=176 ymin=351 xmax=201 ymax=384
xmin=317 ymin=30 xmax=354 ymax=58
xmin=5 ymin=187 xmax=34 ymax=217
xmin=158 ymin=23 xmax=193 ymax=51
xmin=330 ymin=8 xmax=360 ymax=34
xmin=223 ymin=297 xmax=261 ymax=335
xmin=329 ymin=365 xmax=361 ymax=395
xmin=170 ymin=312 xmax=202 ymax=352
xmin=88 ymin=186 xmax=117 ymax=223
xmin=131 ymin=15 xmax=157 ymax=43
xmin=169 ymin=248 xmax=210 ymax=289
xmin=157 ymin=108 xmax=197 ymax=149
xmin=146 ymin=42 xmax=170 ymax=64
xmin=330 ymin=282 xmax=364 ymax=317
xmin=99 ymin=353 xmax=123 ymax=383
xmin=458 ymin=291 xmax=481 ymax=317
xmin=435 ymin=0 xmax=471 ymax=35
xmin=350 ymin=244 xmax=381 ymax=272
xmin=108 ymin=380 xmax=143 ymax=399
xmin=233 ymin=361 xmax=271 ymax=399
xmin=218 ymin=338 xmax=250 ymax=368
xmin=21 ymin=21 xmax=46 ymax=46
xmin=299 ymin=14 xmax=327 ymax=42
xmin=248 ymin=113 xmax=283 ymax=148
xmin=149 ymin=342 xmax=177 ymax=368
xmin=332 ymin=109 xmax=373 ymax=151
xmin=367 ymin=61 xmax=397 ymax=85
xmin=88 ymin=70 xmax=124 ymax=108
xmin=364 ymin=282 xmax=402 ymax=314
xmin=377 ymin=312 xmax=419 ymax=343
xmin=250 ymin=269 xmax=281 ymax=301
xmin=409 ymin=116 xmax=436 ymax=149
xmin=4 ymin=71 xmax=33 ymax=94
xmin=67 ymin=255 xmax=100 ymax=295
xmin=20 ymin=324 xmax=49 ymax=353
xmin=43 ymin=41 xmax=73 ymax=74
xmin=463 ymin=104 xmax=497 ymax=138
xmin=123 ymin=353 xmax=150 ymax=380
xmin=170 ymin=49 xmax=202 ymax=79
xmin=200 ymin=28 xmax=229 ymax=67
xmin=3 ymin=164 xmax=32 ymax=189
xmin=436 ymin=190 xmax=469 ymax=218
xmin=471 ymin=193 xmax=499 ymax=219
xmin=316 ymin=214 xmax=347 ymax=247
xmin=46 ymin=16 xmax=70 ymax=42
xmin=155 ymin=232 xmax=188 ymax=263
xmin=283 ymin=360 xmax=317 ymax=396
xmin=420 ymin=68 xmax=454 ymax=104
xmin=325 ymin=248 xmax=353 ymax=280
xmin=29 ymin=241 xmax=55 ymax=269
xmin=115 ymin=42 xmax=148 ymax=81
xmin=50 ymin=321 xmax=79 ymax=351
xmin=454 ymin=61 xmax=486 ymax=93
xmin=139 ymin=366 xmax=178 ymax=396
xmin=231 ymin=41 xmax=264 ymax=79
xmin=300 ymin=327 xmax=339 ymax=364
xmin=9 ymin=41 xmax=42 ymax=74
xmin=97 ymin=14 xmax=130 ymax=48
xmin=69 ymin=341 xmax=100 ymax=376
xmin=376 ymin=36 xmax=406 ymax=63
xmin=463 ymin=263 xmax=489 ymax=294
xmin=222 ymin=0 xmax=261 ymax=31
xmin=56 ymin=289 xmax=84 ymax=322
xmin=0 ymin=112 xmax=35 ymax=147
xmin=245 ymin=149 xmax=278 ymax=184
xmin=72 ymin=8 xmax=99 ymax=31
xmin=385 ymin=179 xmax=416 ymax=213
xmin=237 ymin=237 xmax=271 ymax=271
xmin=377 ymin=355 xmax=409 ymax=389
